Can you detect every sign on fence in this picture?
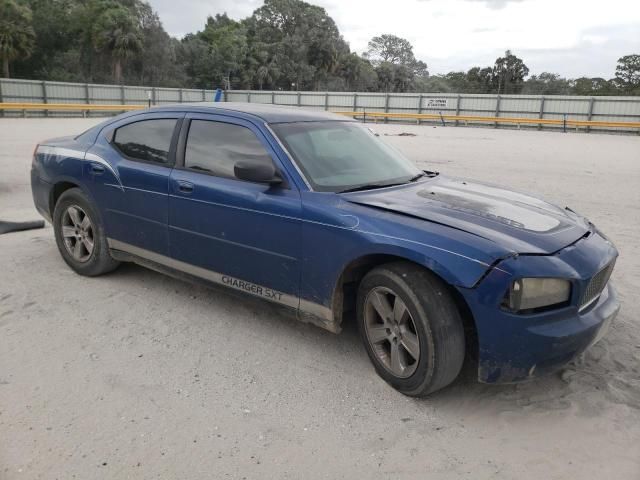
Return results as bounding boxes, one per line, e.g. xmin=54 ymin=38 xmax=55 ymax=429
xmin=425 ymin=99 xmax=448 ymax=109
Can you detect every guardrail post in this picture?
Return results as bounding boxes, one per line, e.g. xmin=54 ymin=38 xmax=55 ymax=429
xmin=538 ymin=96 xmax=545 ymax=130
xmin=455 ymin=94 xmax=461 ymax=126
xmin=120 ymin=85 xmax=126 ymax=113
xmin=494 ymin=94 xmax=501 ymax=128
xmin=179 ymin=88 xmax=183 ymax=103
xmin=353 ymin=93 xmax=357 ymax=114
xmin=201 ymin=89 xmax=206 ymax=101
xmin=324 ymin=92 xmax=329 ymax=111
xmin=247 ymin=91 xmax=251 ymax=103
xmin=271 ymin=90 xmax=275 ymax=105
xmin=42 ymin=80 xmax=49 ymax=117
xmin=0 ymin=79 xmax=4 ymax=117
xmin=587 ymin=97 xmax=595 ymax=133
xmin=83 ymin=83 xmax=90 ymax=118
xmin=384 ymin=92 xmax=390 ymax=124
xmin=297 ymin=91 xmax=301 ymax=106
xmin=152 ymin=87 xmax=157 ymax=106
xmin=417 ymin=94 xmax=423 ymax=125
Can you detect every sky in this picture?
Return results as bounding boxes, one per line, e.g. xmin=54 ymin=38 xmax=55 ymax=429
xmin=147 ymin=0 xmax=640 ymax=78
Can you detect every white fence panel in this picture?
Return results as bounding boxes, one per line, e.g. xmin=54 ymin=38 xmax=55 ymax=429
xmin=1 ymin=79 xmax=639 ymax=130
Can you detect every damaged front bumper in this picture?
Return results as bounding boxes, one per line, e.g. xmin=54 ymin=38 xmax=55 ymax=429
xmin=477 ymin=282 xmax=618 ymax=383
xmin=458 ymin=230 xmax=620 ymax=384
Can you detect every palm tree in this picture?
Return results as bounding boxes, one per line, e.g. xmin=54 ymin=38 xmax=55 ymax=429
xmin=0 ymin=0 xmax=36 ymax=78
xmin=92 ymin=6 xmax=142 ymax=84
xmin=256 ymin=65 xmax=271 ymax=90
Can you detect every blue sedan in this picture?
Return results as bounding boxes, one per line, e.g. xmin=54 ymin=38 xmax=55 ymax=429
xmin=30 ymin=103 xmax=620 ymax=396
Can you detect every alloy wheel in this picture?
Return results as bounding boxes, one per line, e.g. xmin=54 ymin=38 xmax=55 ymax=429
xmin=364 ymin=286 xmax=421 ymax=378
xmin=61 ymin=205 xmax=95 ymax=263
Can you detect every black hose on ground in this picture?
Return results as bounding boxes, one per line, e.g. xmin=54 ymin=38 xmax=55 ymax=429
xmin=0 ymin=220 xmax=45 ymax=235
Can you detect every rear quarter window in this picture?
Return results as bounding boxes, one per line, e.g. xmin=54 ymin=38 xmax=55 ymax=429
xmin=112 ymin=119 xmax=177 ymax=164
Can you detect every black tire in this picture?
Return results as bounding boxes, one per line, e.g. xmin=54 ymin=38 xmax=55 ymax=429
xmin=356 ymin=261 xmax=465 ymax=397
xmin=53 ymin=188 xmax=119 ymax=276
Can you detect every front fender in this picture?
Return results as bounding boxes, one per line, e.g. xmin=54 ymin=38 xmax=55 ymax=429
xmin=335 ymin=238 xmax=494 ymax=289
xmin=299 ymin=192 xmax=509 ymax=309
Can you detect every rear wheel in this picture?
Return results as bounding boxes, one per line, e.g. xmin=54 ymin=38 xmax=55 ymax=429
xmin=53 ymin=188 xmax=119 ymax=276
xmin=357 ymin=262 xmax=465 ymax=396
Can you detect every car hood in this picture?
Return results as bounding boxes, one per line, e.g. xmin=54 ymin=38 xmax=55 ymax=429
xmin=344 ymin=175 xmax=591 ymax=254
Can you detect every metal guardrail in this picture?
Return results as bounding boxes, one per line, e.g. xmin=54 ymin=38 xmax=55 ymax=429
xmin=2 ymin=78 xmax=639 ymax=130
xmin=1 ymin=102 xmax=639 ymax=131
xmin=336 ymin=111 xmax=640 ymax=131
xmin=0 ymin=102 xmax=145 ymax=114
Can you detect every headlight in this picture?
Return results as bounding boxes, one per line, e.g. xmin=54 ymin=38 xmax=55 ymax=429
xmin=503 ymin=278 xmax=571 ymax=312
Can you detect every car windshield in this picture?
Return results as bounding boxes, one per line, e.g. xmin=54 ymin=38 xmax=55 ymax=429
xmin=271 ymin=121 xmax=423 ymax=192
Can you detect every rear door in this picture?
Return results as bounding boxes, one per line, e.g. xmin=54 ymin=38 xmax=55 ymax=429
xmin=84 ymin=113 xmax=183 ymax=256
xmin=167 ymin=113 xmax=302 ymax=303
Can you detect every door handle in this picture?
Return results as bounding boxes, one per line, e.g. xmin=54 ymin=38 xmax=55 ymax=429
xmin=90 ymin=163 xmax=105 ymax=175
xmin=177 ymin=181 xmax=194 ymax=194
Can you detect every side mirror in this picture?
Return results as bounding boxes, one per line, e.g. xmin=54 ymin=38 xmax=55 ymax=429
xmin=234 ymin=161 xmax=282 ymax=185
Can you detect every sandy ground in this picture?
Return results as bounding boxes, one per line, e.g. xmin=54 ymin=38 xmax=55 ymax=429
xmin=1 ymin=118 xmax=639 ymax=479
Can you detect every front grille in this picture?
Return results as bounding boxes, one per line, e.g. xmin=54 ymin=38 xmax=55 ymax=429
xmin=579 ymin=261 xmax=615 ymax=311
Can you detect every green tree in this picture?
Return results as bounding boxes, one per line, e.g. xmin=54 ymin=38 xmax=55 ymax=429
xmin=337 ymin=53 xmax=377 ymax=91
xmin=466 ymin=66 xmax=494 ymax=93
xmin=493 ymin=50 xmax=529 ymax=94
xmin=365 ymin=34 xmax=427 ymax=92
xmin=92 ymin=2 xmax=143 ymax=83
xmin=199 ymin=14 xmax=248 ymax=88
xmin=14 ymin=0 xmax=83 ymax=81
xmin=0 ymin=0 xmax=36 ymax=77
xmin=247 ymin=0 xmax=349 ymax=90
xmin=522 ymin=72 xmax=571 ymax=95
xmin=177 ymin=34 xmax=217 ymax=88
xmin=365 ymin=34 xmax=415 ymax=65
xmin=443 ymin=71 xmax=469 ymax=92
xmin=614 ymin=54 xmax=640 ymax=94
xmin=414 ymin=75 xmax=451 ymax=93
xmin=571 ymin=77 xmax=619 ymax=96
xmin=242 ymin=39 xmax=281 ymax=90
xmin=11 ymin=0 xmax=637 ymax=98
xmin=135 ymin=2 xmax=183 ymax=86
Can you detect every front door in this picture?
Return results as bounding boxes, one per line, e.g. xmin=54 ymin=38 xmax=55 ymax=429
xmin=168 ymin=114 xmax=302 ymax=304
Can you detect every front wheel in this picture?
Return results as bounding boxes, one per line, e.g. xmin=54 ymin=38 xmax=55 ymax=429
xmin=53 ymin=188 xmax=119 ymax=276
xmin=357 ymin=262 xmax=465 ymax=396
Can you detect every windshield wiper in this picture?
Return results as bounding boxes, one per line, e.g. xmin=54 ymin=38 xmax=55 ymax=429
xmin=189 ymin=165 xmax=212 ymax=173
xmin=338 ymin=170 xmax=438 ymax=193
xmin=338 ymin=182 xmax=404 ymax=194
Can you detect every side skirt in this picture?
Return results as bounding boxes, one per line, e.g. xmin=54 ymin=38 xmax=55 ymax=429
xmin=107 ymin=238 xmax=339 ymax=333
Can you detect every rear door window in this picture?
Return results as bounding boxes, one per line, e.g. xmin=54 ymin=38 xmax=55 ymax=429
xmin=112 ymin=119 xmax=177 ymax=164
xmin=184 ymin=120 xmax=274 ymax=180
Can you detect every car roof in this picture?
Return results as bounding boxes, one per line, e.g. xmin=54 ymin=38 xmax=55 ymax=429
xmin=149 ymin=102 xmax=354 ymax=124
